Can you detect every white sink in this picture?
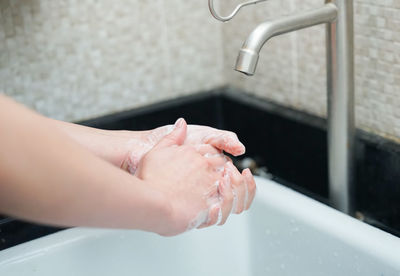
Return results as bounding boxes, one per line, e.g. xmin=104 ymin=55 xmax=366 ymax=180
xmin=0 ymin=177 xmax=399 ymax=275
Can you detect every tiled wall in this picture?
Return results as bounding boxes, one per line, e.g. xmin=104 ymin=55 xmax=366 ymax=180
xmin=1 ymin=0 xmax=399 ymax=141
xmin=0 ymin=0 xmax=224 ymax=121
xmin=221 ymin=0 xmax=400 ymax=141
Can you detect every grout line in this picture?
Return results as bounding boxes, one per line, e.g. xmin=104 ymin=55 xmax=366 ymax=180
xmin=289 ymin=0 xmax=299 ymax=106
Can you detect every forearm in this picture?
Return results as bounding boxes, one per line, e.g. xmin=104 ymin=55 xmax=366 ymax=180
xmin=46 ymin=115 xmax=247 ymax=174
xmin=47 ymin=118 xmax=149 ymax=168
xmin=0 ymin=95 xmax=167 ymax=231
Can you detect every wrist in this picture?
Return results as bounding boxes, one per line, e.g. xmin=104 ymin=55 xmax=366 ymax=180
xmin=138 ymin=179 xmax=174 ymax=236
xmin=118 ymin=131 xmax=151 ymax=174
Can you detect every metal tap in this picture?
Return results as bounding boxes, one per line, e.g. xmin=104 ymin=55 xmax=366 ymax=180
xmin=234 ymin=3 xmax=337 ymax=75
xmin=210 ymin=1 xmax=355 ymax=214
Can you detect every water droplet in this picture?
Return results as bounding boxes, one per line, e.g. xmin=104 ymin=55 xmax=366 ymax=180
xmin=265 ymin=229 xmax=271 ymax=235
xmin=280 ymin=264 xmax=286 ymax=270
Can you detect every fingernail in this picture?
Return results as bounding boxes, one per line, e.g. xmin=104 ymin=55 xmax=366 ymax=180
xmin=245 ymin=168 xmax=254 ymax=179
xmin=207 ymin=204 xmax=219 ymax=226
xmin=216 ymin=207 xmax=223 ymax=226
xmin=249 ymin=169 xmax=254 ymax=177
xmin=174 ymin=118 xmax=184 ymax=129
xmin=238 ymin=143 xmax=246 ymax=155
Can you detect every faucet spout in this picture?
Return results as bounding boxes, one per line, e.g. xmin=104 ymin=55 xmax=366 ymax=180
xmin=235 ymin=3 xmax=338 ymax=75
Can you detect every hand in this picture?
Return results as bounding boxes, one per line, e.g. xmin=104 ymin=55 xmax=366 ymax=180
xmin=135 ymin=118 xmax=253 ymax=236
xmin=150 ymin=124 xmax=246 ymax=156
xmin=54 ymin=116 xmax=256 ymax=231
xmin=0 ymin=95 xmax=254 ymax=233
xmin=52 ymin=117 xmax=246 ymax=174
xmin=136 ymin=123 xmax=256 ymax=222
xmin=121 ymin=123 xmax=246 ymax=174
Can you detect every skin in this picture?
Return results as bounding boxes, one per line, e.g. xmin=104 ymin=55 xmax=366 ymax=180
xmin=51 ymin=120 xmax=247 ymax=172
xmin=50 ymin=114 xmax=257 ymax=219
xmin=0 ymin=94 xmax=256 ymax=236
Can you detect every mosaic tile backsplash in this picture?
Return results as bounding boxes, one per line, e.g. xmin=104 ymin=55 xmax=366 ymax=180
xmin=0 ymin=0 xmax=224 ymax=121
xmin=221 ymin=0 xmax=400 ymax=141
xmin=0 ymin=0 xmax=400 ymax=142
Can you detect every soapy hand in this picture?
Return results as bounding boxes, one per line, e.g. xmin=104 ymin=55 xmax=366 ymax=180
xmin=120 ymin=121 xmax=256 ymax=219
xmin=135 ymin=118 xmax=256 ymax=236
xmin=52 ymin=115 xmax=256 ymax=225
xmin=152 ymin=124 xmax=256 ymax=215
xmin=135 ymin=119 xmax=225 ymax=235
xmin=151 ymin=124 xmax=246 ymax=156
xmin=120 ymin=120 xmax=255 ymax=221
xmin=120 ymin=124 xmax=246 ymax=174
xmin=0 ymin=95 xmax=255 ymax=235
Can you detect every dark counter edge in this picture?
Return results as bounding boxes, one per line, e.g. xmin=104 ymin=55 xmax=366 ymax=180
xmin=1 ymin=85 xmax=399 ymax=251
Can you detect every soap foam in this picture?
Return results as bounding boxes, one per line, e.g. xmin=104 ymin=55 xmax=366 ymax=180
xmin=231 ymin=188 xmax=238 ymax=214
xmin=186 ymin=210 xmax=209 ymax=231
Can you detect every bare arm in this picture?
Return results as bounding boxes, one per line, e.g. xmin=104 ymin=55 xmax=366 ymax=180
xmin=0 ymin=95 xmax=255 ymax=235
xmin=48 ymin=113 xmax=246 ymax=174
xmin=0 ymin=94 xmax=167 ymax=232
xmin=48 ymin=118 xmax=148 ymax=168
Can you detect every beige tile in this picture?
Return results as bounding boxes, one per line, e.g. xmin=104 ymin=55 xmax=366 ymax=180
xmin=1 ymin=0 xmax=400 ymax=144
xmin=223 ymin=0 xmax=400 ymax=141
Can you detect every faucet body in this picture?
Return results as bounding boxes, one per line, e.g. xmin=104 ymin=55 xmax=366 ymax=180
xmin=235 ymin=1 xmax=355 ymax=214
xmin=326 ymin=0 xmax=355 ymax=214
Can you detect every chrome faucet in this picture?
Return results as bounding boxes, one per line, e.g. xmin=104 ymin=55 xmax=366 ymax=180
xmin=210 ymin=1 xmax=355 ymax=214
xmin=234 ymin=4 xmax=337 ymax=75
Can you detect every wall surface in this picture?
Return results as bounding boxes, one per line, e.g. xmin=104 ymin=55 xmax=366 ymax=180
xmin=1 ymin=0 xmax=400 ymax=142
xmin=221 ymin=0 xmax=400 ymax=141
xmin=0 ymin=0 xmax=224 ymax=121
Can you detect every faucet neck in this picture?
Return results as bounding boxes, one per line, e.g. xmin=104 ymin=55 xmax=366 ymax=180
xmin=235 ymin=3 xmax=338 ymax=75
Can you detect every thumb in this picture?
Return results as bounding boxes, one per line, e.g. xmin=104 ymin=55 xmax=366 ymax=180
xmin=153 ymin=118 xmax=187 ymax=149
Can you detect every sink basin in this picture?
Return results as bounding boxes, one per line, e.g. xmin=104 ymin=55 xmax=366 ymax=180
xmin=0 ymin=177 xmax=399 ymax=275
